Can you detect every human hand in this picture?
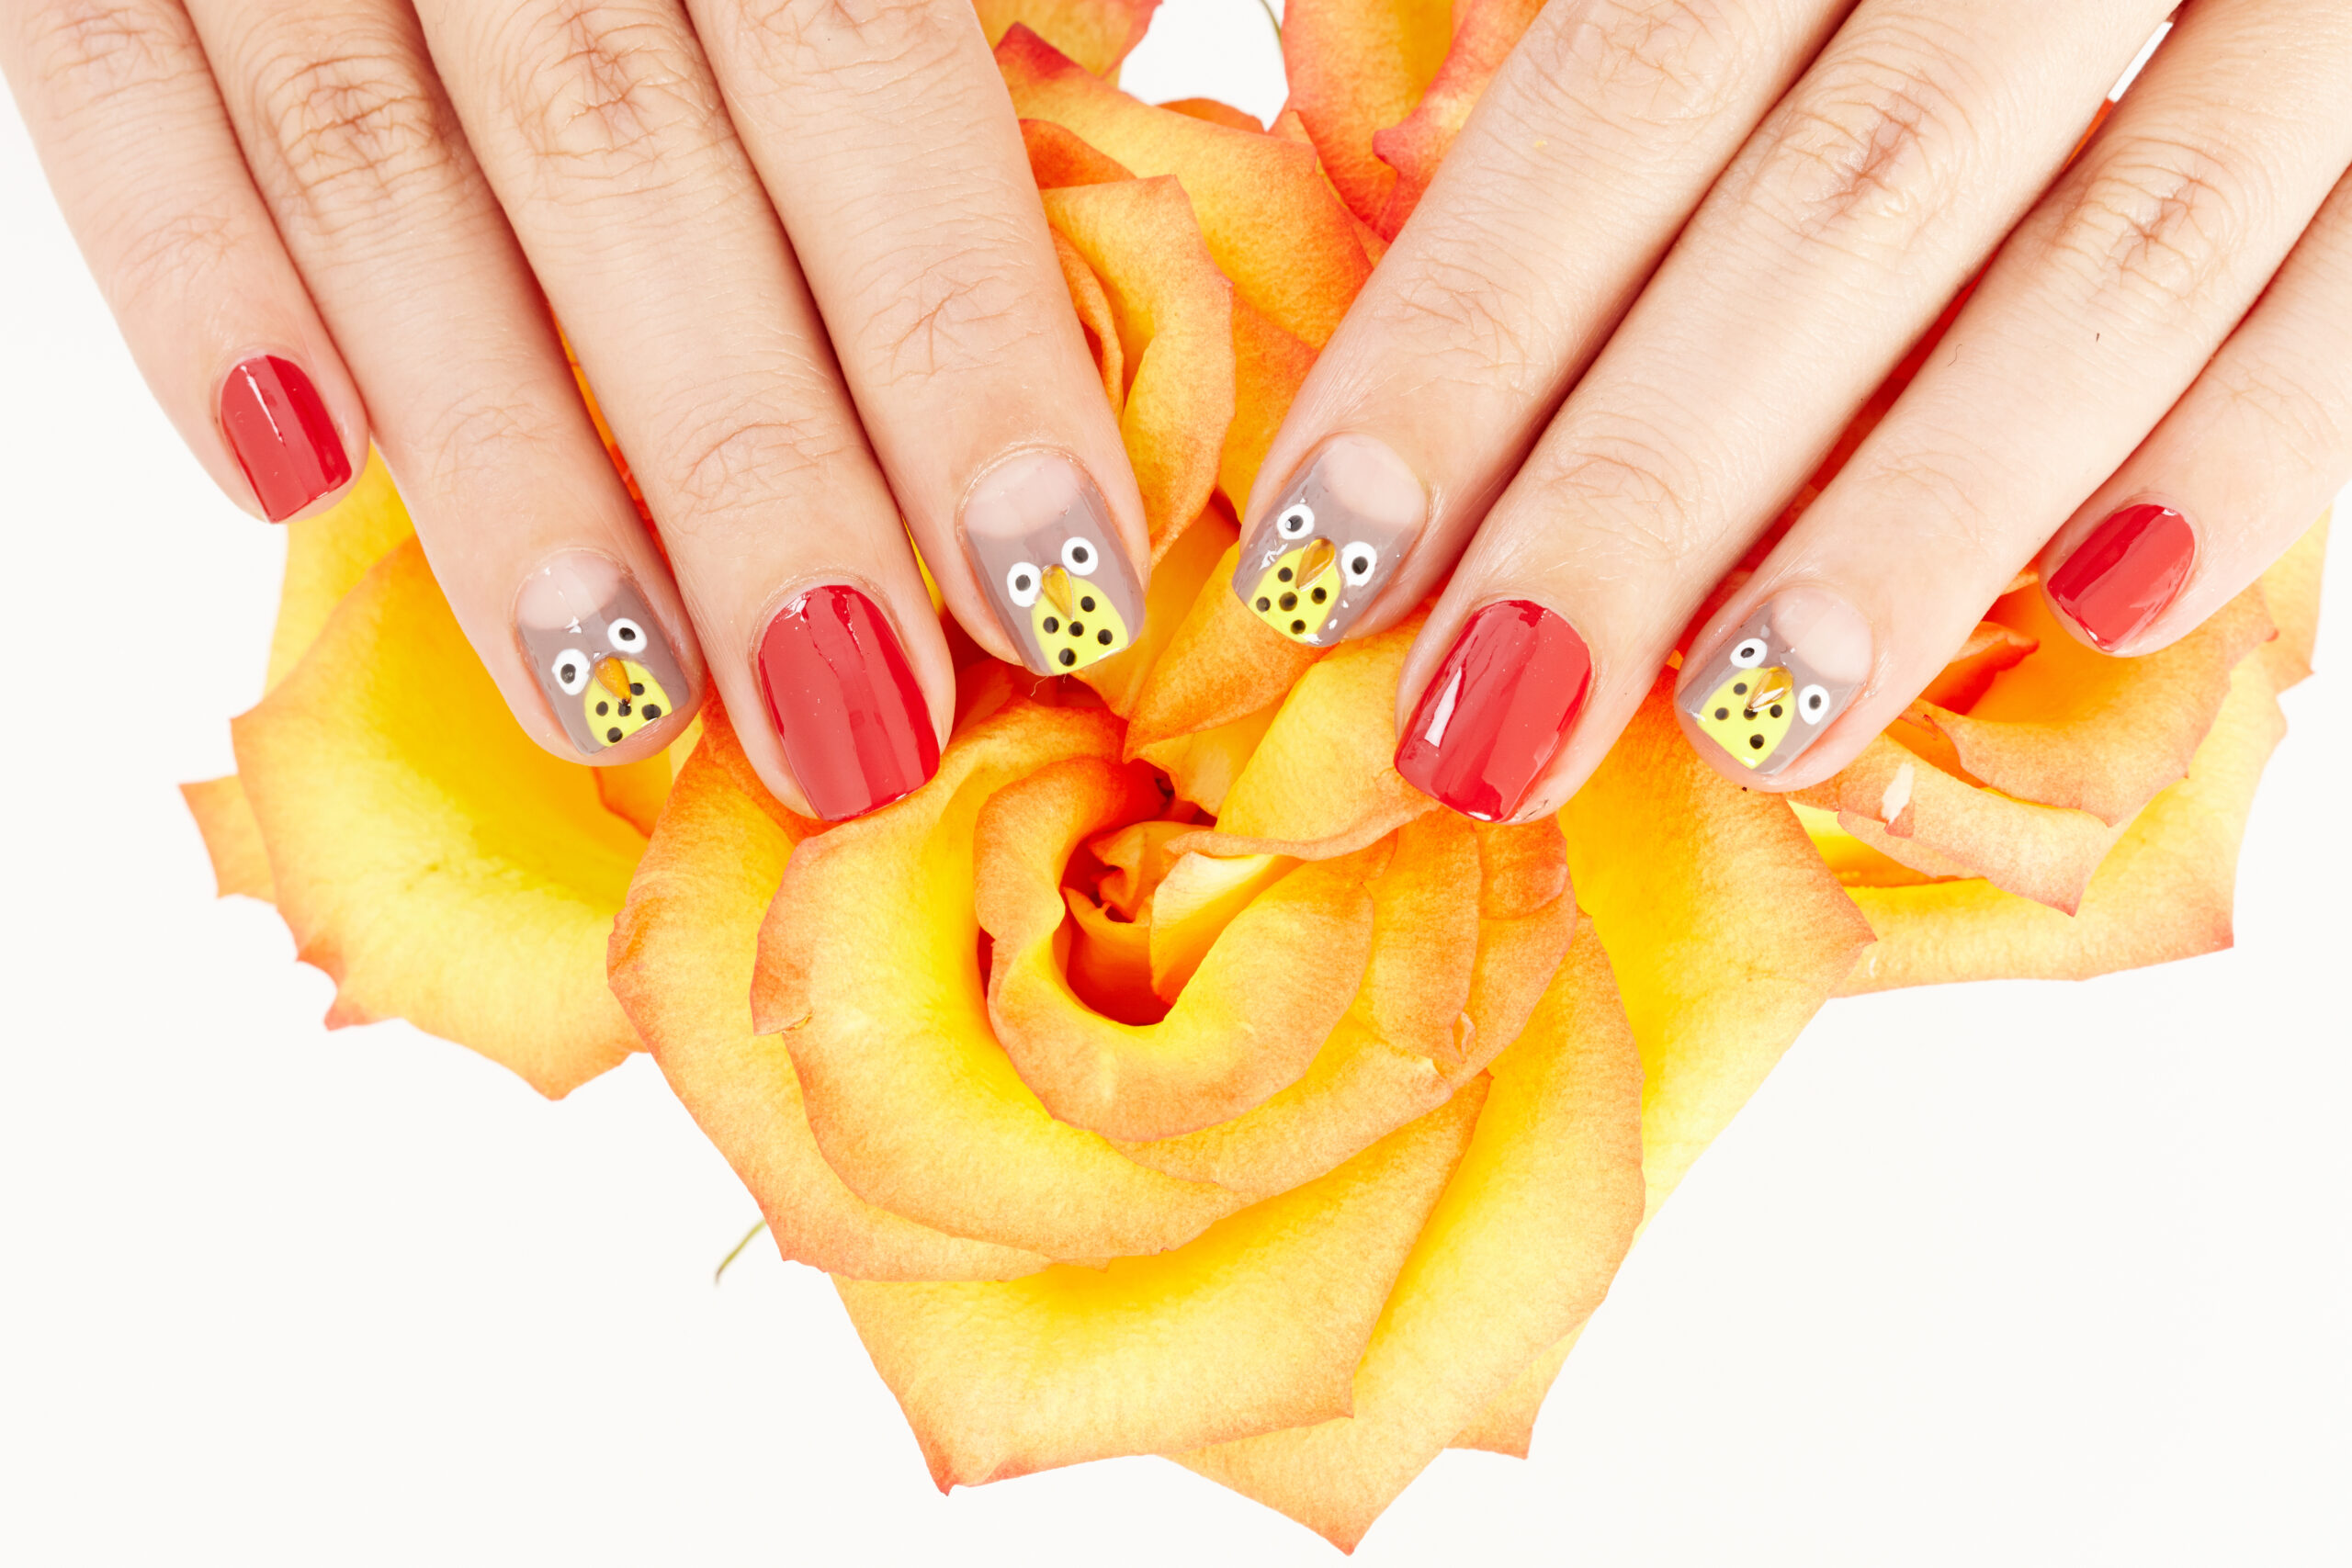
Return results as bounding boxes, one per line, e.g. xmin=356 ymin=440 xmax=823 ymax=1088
xmin=2 ymin=0 xmax=1149 ymax=819
xmin=1238 ymin=0 xmax=2350 ymax=821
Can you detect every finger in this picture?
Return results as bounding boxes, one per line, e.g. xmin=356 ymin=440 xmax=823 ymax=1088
xmin=2038 ymin=165 xmax=2352 ymax=656
xmin=419 ymin=0 xmax=948 ymax=818
xmin=1395 ymin=0 xmax=2175 ymax=820
xmin=2 ymin=0 xmax=364 ymax=521
xmin=687 ymin=0 xmax=1148 ymax=677
xmin=189 ymin=0 xmax=702 ymax=761
xmin=1227 ymin=0 xmax=1844 ymax=649
xmin=1672 ymin=0 xmax=2352 ymax=789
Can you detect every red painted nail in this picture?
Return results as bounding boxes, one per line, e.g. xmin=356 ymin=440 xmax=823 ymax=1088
xmin=757 ymin=585 xmax=939 ymax=821
xmin=2047 ymin=502 xmax=2197 ymax=651
xmin=1394 ymin=600 xmax=1592 ymax=822
xmin=218 ymin=355 xmax=351 ymax=522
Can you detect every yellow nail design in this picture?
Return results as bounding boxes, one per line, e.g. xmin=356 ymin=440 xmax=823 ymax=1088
xmin=1694 ymin=665 xmax=1797 ymax=767
xmin=1030 ymin=562 xmax=1130 ymax=671
xmin=584 ymin=654 xmax=672 ymax=748
xmin=1248 ymin=536 xmax=1343 ymax=642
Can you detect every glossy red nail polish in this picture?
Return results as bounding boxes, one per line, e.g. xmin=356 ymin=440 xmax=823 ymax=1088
xmin=2047 ymin=503 xmax=2197 ymax=651
xmin=757 ymin=585 xmax=939 ymax=821
xmin=1394 ymin=601 xmax=1592 ymax=822
xmin=218 ymin=355 xmax=351 ymax=522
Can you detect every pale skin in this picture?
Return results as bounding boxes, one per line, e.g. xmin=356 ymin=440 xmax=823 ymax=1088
xmin=6 ymin=1 xmax=2348 ymax=822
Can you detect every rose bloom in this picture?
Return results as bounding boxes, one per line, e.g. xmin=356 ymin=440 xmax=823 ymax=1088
xmin=183 ymin=0 xmax=2327 ymax=1551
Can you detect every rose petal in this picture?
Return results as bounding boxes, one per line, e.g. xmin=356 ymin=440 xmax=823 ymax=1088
xmin=1368 ymin=0 xmax=1545 ymax=237
xmin=1022 ymin=118 xmax=1134 ymax=190
xmin=1041 ymin=177 xmax=1236 ymax=554
xmin=753 ymin=701 xmax=1248 ymax=1258
xmin=1065 ymin=889 xmax=1161 ymax=1024
xmin=1178 ymin=923 xmax=1645 ymax=1551
xmin=971 ymin=0 xmax=1160 ymax=76
xmin=1046 ymin=226 xmax=1125 ymax=414
xmin=1278 ymin=0 xmax=1452 ymax=227
xmin=265 ymin=449 xmax=416 ymax=688
xmin=1839 ymin=652 xmax=2290 ymax=993
xmin=1223 ymin=300 xmax=1318 ymax=521
xmin=182 ymin=775 xmax=275 ymax=903
xmin=835 ymin=1080 xmax=1487 ymax=1488
xmin=232 ymin=538 xmax=644 ymax=1097
xmin=1159 ymin=96 xmax=1263 ymax=131
xmin=2252 ymin=513 xmax=2327 ymax=689
xmin=978 ymin=757 xmax=1376 ymax=1137
xmin=1072 ymin=500 xmax=1236 ymax=717
xmin=1917 ymin=618 xmax=2041 ymax=712
xmin=1001 ymin=25 xmax=1372 ymax=346
xmin=1125 ymin=544 xmax=1320 ymax=761
xmin=613 ymin=707 xmax=1049 ymax=1280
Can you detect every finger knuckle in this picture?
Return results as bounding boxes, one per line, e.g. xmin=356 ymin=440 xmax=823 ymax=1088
xmin=849 ymin=233 xmax=1042 ymax=387
xmin=25 ymin=0 xmax=193 ymax=114
xmin=728 ymin=0 xmax=964 ymax=83
xmin=658 ymin=399 xmax=854 ymax=521
xmin=494 ymin=0 xmax=723 ymax=184
xmin=2037 ymin=133 xmax=2264 ymax=323
xmin=243 ymin=24 xmax=452 ymax=239
xmin=1740 ymin=28 xmax=1983 ymax=256
xmin=2209 ymin=358 xmax=2348 ymax=472
xmin=1368 ymin=236 xmax=1553 ymax=389
xmin=1509 ymin=0 xmax=1757 ymax=146
xmin=101 ymin=204 xmax=240 ymax=309
xmin=1865 ymin=446 xmax=2011 ymax=571
xmin=415 ymin=392 xmax=573 ymax=494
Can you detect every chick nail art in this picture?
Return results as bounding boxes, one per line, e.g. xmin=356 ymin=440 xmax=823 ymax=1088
xmin=516 ymin=552 xmax=686 ymax=756
xmin=963 ymin=451 xmax=1144 ymax=675
xmin=1234 ymin=434 xmax=1424 ymax=647
xmin=1679 ymin=586 xmax=1871 ymax=778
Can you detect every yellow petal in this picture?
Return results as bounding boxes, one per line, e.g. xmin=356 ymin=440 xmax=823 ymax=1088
xmin=1179 ymin=925 xmax=1645 ymax=1551
xmin=611 ymin=706 xmax=1048 ymax=1280
xmin=265 ymin=449 xmax=414 ymax=690
xmin=971 ymin=0 xmax=1160 ymax=77
xmin=837 ymin=1080 xmax=1487 ymax=1488
xmin=182 ymin=775 xmax=275 ymax=903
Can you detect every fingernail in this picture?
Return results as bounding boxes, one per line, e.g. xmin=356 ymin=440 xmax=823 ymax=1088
xmin=515 ymin=552 xmax=687 ymax=757
xmin=1679 ymin=585 xmax=1872 ymax=777
xmin=1394 ymin=601 xmax=1592 ymax=822
xmin=1234 ymin=434 xmax=1425 ymax=646
xmin=2047 ymin=502 xmax=2197 ymax=651
xmin=219 ymin=355 xmax=351 ymax=522
xmin=757 ymin=584 xmax=939 ymax=821
xmin=962 ymin=450 xmax=1144 ymax=675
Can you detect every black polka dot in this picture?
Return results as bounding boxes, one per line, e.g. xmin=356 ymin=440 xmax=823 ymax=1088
xmin=1769 ymin=705 xmax=1783 ymax=718
xmin=1069 ymin=622 xmax=1086 ymax=637
xmin=1080 ymin=596 xmax=1096 ymax=613
xmin=1278 ymin=567 xmax=1294 ymax=582
xmin=617 ymin=701 xmax=632 ymax=716
xmin=1289 ymin=619 xmax=1306 ymax=635
xmin=1311 ymin=587 xmax=1327 ymax=604
xmin=1733 ymin=682 xmax=1747 ymax=695
xmin=642 ymin=705 xmax=661 ymax=719
xmin=1097 ymin=629 xmax=1113 ymax=645
xmin=1043 ymin=616 xmax=1060 ymax=634
xmin=1278 ymin=592 xmax=1297 ymax=611
xmin=1058 ymin=649 xmax=1077 ymax=668
xmin=1713 ymin=707 xmax=1728 ymax=720
xmin=1255 ymin=597 xmax=1271 ymax=612
xmin=595 ymin=701 xmax=610 ymax=716
xmin=630 ymin=682 xmax=644 ymax=695
xmin=1748 ymin=734 xmax=1765 ymax=750
xmin=606 ymin=727 xmax=624 ymax=743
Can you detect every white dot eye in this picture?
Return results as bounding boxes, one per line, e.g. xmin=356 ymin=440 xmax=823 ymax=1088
xmin=606 ymin=617 xmax=646 ymax=655
xmin=1340 ymin=543 xmax=1378 ymax=586
xmin=1276 ymin=502 xmax=1314 ymax=540
xmin=551 ymin=649 xmax=592 ymax=695
xmin=1729 ymin=637 xmax=1770 ymax=669
xmin=1006 ymin=562 xmax=1042 ymax=607
xmin=1060 ymin=536 xmax=1099 ymax=577
xmin=1798 ymin=683 xmax=1831 ymax=723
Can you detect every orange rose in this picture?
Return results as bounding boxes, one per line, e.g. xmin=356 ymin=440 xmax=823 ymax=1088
xmin=186 ymin=0 xmax=2328 ymax=1548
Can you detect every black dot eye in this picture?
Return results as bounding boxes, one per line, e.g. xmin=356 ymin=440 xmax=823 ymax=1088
xmin=1061 ymin=537 xmax=1099 ymax=576
xmin=1007 ymin=563 xmax=1043 ymax=607
xmin=1799 ymin=684 xmax=1831 ymax=722
xmin=1341 ymin=544 xmax=1378 ymax=585
xmin=1730 ymin=637 xmax=1769 ymax=669
xmin=552 ymin=650 xmax=592 ymax=694
xmin=607 ymin=616 xmax=646 ymax=653
xmin=1276 ymin=502 xmax=1314 ymax=539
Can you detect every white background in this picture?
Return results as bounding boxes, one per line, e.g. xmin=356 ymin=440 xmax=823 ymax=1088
xmin=3 ymin=4 xmax=2345 ymax=1563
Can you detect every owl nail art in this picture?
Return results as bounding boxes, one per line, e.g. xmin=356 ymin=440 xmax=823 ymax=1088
xmin=515 ymin=553 xmax=687 ymax=756
xmin=1234 ymin=436 xmax=1425 ymax=647
xmin=1678 ymin=588 xmax=1872 ymax=778
xmin=964 ymin=451 xmax=1144 ymax=675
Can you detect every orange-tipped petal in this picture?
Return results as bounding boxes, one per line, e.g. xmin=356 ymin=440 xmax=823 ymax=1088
xmin=1839 ymin=653 xmax=2289 ymax=993
xmin=1279 ymin=0 xmax=1452 ymax=227
xmin=1072 ymin=500 xmax=1236 ymax=718
xmin=2252 ymin=513 xmax=2327 ymax=689
xmin=752 ymin=701 xmax=1248 ymax=1258
xmin=1040 ymin=177 xmax=1236 ymax=555
xmin=1916 ymin=618 xmax=2040 ymax=712
xmin=1222 ymin=299 xmax=1318 ymax=520
xmin=182 ymin=775 xmax=275 ymax=903
xmin=265 ymin=449 xmax=415 ymax=689
xmin=1001 ymin=25 xmax=1372 ymax=346
xmin=1125 ymin=545 xmax=1321 ymax=760
xmin=612 ymin=707 xmax=1049 ymax=1280
xmin=1159 ymin=96 xmax=1263 ymax=131
xmin=836 ymin=1082 xmax=1487 ymax=1489
xmin=1178 ymin=926 xmax=1645 ymax=1551
xmin=976 ymin=757 xmax=1375 ymax=1138
xmin=1046 ymin=227 xmax=1125 ymax=416
xmin=1370 ymin=0 xmax=1545 ymax=237
xmin=971 ymin=0 xmax=1160 ymax=76
xmin=1022 ymin=118 xmax=1134 ymax=189
xmin=232 ymin=538 xmax=646 ymax=1097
